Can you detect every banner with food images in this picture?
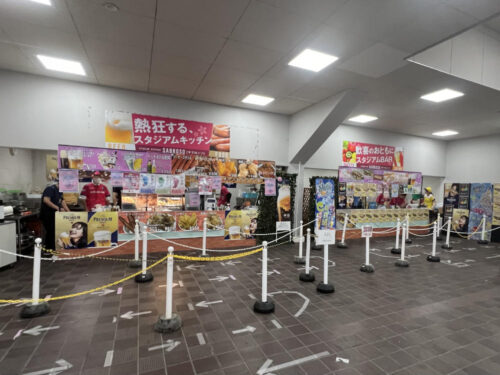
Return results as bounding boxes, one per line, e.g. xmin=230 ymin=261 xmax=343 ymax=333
xmin=277 ymin=178 xmax=292 ymax=224
xmin=342 ymin=141 xmax=403 ymax=170
xmin=315 ymin=178 xmax=335 ymax=230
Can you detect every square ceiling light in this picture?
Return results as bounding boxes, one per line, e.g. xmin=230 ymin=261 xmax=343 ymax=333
xmin=421 ymin=88 xmax=464 ymax=103
xmin=30 ymin=0 xmax=52 ymax=5
xmin=348 ymin=114 xmax=378 ymax=123
xmin=432 ymin=130 xmax=458 ymax=137
xmin=37 ymin=55 xmax=86 ymax=76
xmin=241 ymin=94 xmax=275 ymax=106
xmin=288 ymin=48 xmax=338 ymax=72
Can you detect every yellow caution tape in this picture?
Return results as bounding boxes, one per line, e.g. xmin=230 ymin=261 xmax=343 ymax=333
xmin=173 ymin=247 xmax=262 ymax=262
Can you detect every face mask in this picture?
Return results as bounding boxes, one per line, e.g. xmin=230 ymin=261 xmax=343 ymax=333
xmin=93 ymin=178 xmax=102 ymax=185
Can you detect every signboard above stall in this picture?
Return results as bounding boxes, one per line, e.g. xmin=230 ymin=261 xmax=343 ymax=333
xmin=342 ymin=141 xmax=403 ymax=170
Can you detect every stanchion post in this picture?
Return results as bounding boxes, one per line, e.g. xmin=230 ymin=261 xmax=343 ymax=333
xmin=427 ymin=221 xmax=440 ymax=262
xmin=135 ymin=225 xmax=153 ymax=282
xmin=201 ymin=218 xmax=209 ymax=257
xmin=254 ymin=241 xmax=274 ymax=313
xmin=391 ymin=218 xmax=401 ymax=254
xmin=317 ymin=244 xmax=335 ymax=293
xmin=441 ymin=217 xmax=452 ymax=250
xmin=337 ymin=214 xmax=348 ymax=249
xmin=294 ymin=220 xmax=305 ymax=264
xmin=129 ymin=220 xmax=142 ymax=268
xmin=300 ymin=228 xmax=315 ymax=282
xmin=478 ymin=215 xmax=489 ymax=245
xmin=405 ymin=213 xmax=412 ymax=244
xmin=155 ymin=246 xmax=182 ymax=333
xmin=436 ymin=213 xmax=443 ymax=241
xmin=360 ymin=235 xmax=374 ymax=273
xmin=20 ymin=238 xmax=49 ymax=318
xmin=395 ymin=224 xmax=409 ymax=267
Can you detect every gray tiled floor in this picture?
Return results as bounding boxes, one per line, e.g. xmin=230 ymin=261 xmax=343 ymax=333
xmin=0 ymin=234 xmax=499 ymax=375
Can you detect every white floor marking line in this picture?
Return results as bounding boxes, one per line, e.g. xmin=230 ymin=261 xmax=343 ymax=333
xmin=268 ymin=291 xmax=310 ymax=318
xmin=112 ymin=317 xmax=117 ymax=323
xmin=120 ymin=311 xmax=152 ymax=319
xmin=13 ymin=329 xmax=23 ymax=340
xmin=91 ymin=289 xmax=114 ymax=297
xmin=297 ymin=265 xmax=319 ymax=271
xmin=195 ymin=300 xmax=223 ymax=308
xmin=117 ymin=287 xmax=123 ymax=295
xmin=185 ymin=264 xmax=204 ymax=270
xmin=23 ymin=359 xmax=72 ymax=375
xmin=486 ymin=254 xmax=500 ymax=259
xmin=229 ymin=275 xmax=236 ymax=280
xmin=176 ymin=265 xmax=181 ymax=271
xmin=310 ymin=256 xmax=335 ymax=267
xmin=187 ymin=303 xmax=194 ymax=311
xmin=336 ymin=356 xmax=350 ymax=364
xmin=103 ymin=350 xmax=113 ymax=367
xmin=179 ymin=280 xmax=184 ymax=287
xmin=257 ymin=351 xmax=330 ymax=375
xmin=232 ymin=326 xmax=256 ymax=335
xmin=22 ymin=325 xmax=59 ymax=336
xmin=196 ymin=333 xmax=206 ymax=345
xmin=148 ymin=340 xmax=180 ymax=352
xmin=248 ymin=293 xmax=256 ymax=300
xmin=271 ymin=320 xmax=282 ymax=329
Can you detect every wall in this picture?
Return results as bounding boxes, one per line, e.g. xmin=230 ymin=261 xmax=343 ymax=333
xmin=0 ymin=148 xmax=33 ymax=192
xmin=445 ymin=134 xmax=500 ymax=183
xmin=0 ymin=70 xmax=290 ymax=165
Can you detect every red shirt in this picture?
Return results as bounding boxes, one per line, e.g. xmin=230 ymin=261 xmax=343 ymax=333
xmin=390 ymin=196 xmax=406 ymax=207
xmin=218 ymin=186 xmax=229 ymax=206
xmin=81 ymin=183 xmax=110 ymax=211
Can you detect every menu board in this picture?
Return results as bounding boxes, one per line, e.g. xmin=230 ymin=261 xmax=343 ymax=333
xmin=493 ymin=184 xmax=500 ymax=226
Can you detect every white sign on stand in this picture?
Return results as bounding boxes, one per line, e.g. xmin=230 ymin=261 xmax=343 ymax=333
xmin=362 ymin=225 xmax=373 ymax=238
xmin=316 ymin=230 xmax=336 ymax=245
xmin=276 ymin=221 xmax=291 ymax=231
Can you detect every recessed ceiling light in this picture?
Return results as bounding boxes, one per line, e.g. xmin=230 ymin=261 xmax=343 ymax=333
xmin=241 ymin=94 xmax=275 ymax=106
xmin=102 ymin=2 xmax=119 ymax=12
xmin=432 ymin=130 xmax=459 ymax=137
xmin=36 ymin=55 xmax=86 ymax=76
xmin=288 ymin=48 xmax=338 ymax=72
xmin=348 ymin=114 xmax=378 ymax=123
xmin=30 ymin=0 xmax=51 ymax=5
xmin=421 ymin=88 xmax=464 ymax=103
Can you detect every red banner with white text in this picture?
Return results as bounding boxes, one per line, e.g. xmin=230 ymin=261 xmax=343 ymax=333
xmin=342 ymin=141 xmax=403 ymax=170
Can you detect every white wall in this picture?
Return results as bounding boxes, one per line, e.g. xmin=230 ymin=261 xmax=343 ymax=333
xmin=446 ymin=134 xmax=500 ymax=183
xmin=0 ymin=148 xmax=33 ymax=192
xmin=0 ymin=70 xmax=289 ymax=165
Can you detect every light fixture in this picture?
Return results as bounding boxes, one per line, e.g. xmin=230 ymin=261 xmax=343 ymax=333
xmin=432 ymin=130 xmax=458 ymax=137
xmin=348 ymin=114 xmax=378 ymax=123
xmin=421 ymin=88 xmax=464 ymax=103
xmin=288 ymin=48 xmax=338 ymax=72
xmin=241 ymin=94 xmax=275 ymax=106
xmin=30 ymin=0 xmax=52 ymax=5
xmin=36 ymin=55 xmax=86 ymax=76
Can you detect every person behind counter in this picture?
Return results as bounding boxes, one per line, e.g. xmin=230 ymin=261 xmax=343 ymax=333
xmin=217 ymin=184 xmax=232 ymax=208
xmin=390 ymin=193 xmax=407 ymax=208
xmin=81 ymin=171 xmax=111 ymax=211
xmin=40 ymin=179 xmax=70 ymax=252
xmin=423 ymin=186 xmax=437 ymax=222
xmin=376 ymin=188 xmax=390 ymax=208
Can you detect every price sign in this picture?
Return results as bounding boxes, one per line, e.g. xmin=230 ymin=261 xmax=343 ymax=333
xmin=276 ymin=221 xmax=291 ymax=231
xmin=362 ymin=225 xmax=373 ymax=238
xmin=316 ymin=230 xmax=336 ymax=245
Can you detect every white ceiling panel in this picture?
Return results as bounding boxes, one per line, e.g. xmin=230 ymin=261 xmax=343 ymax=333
xmin=151 ymin=52 xmax=211 ymax=82
xmin=202 ymin=65 xmax=260 ymax=91
xmin=444 ymin=0 xmax=500 ymax=20
xmin=93 ymin=63 xmax=149 ymax=91
xmin=257 ymin=0 xmax=348 ymax=23
xmin=246 ymin=65 xmax=315 ymax=97
xmin=154 ymin=21 xmax=226 ymax=64
xmin=290 ymin=84 xmax=341 ymax=103
xmin=214 ymin=40 xmax=282 ymax=75
xmin=148 ymin=73 xmax=199 ymax=99
xmin=67 ymin=0 xmax=154 ymax=48
xmin=0 ymin=41 xmax=37 ymax=73
xmin=157 ymin=0 xmax=249 ymax=37
xmin=193 ymin=83 xmax=244 ymax=106
xmin=230 ymin=1 xmax=316 ymax=53
xmin=262 ymin=97 xmax=312 ymax=115
xmin=83 ymin=0 xmax=157 ymax=18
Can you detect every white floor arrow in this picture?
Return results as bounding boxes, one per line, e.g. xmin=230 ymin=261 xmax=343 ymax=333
xmin=120 ymin=310 xmax=152 ymax=320
xmin=258 ymin=269 xmax=280 ymax=276
xmin=22 ymin=325 xmax=60 ymax=336
xmin=208 ymin=275 xmax=235 ymax=282
xmin=91 ymin=288 xmax=115 ymax=297
xmin=220 ymin=261 xmax=242 ymax=266
xmin=310 ymin=256 xmax=336 ymax=267
xmin=23 ymin=359 xmax=72 ymax=375
xmin=232 ymin=325 xmax=256 ymax=335
xmin=185 ymin=265 xmax=204 ymax=271
xmin=336 ymin=356 xmax=350 ymax=364
xmin=296 ymin=265 xmax=319 ymax=271
xmin=195 ymin=300 xmax=223 ymax=308
xmin=257 ymin=351 xmax=330 ymax=375
xmin=148 ymin=339 xmax=180 ymax=352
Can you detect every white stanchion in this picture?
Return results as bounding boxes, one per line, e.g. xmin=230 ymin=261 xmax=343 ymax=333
xmin=436 ymin=213 xmax=443 ymax=241
xmin=337 ymin=214 xmax=348 ymax=248
xmin=20 ymin=238 xmax=50 ymax=318
xmin=154 ymin=246 xmax=182 ymax=333
xmin=299 ymin=229 xmax=315 ymax=282
xmin=129 ymin=220 xmax=142 ymax=268
xmin=405 ymin=213 xmax=412 ymax=244
xmin=360 ymin=235 xmax=374 ymax=273
xmin=201 ymin=218 xmax=209 ymax=257
xmin=294 ymin=220 xmax=305 ymax=264
xmin=478 ymin=214 xmax=489 ymax=244
xmin=391 ymin=218 xmax=401 ymax=254
xmin=254 ymin=241 xmax=275 ymax=313
xmin=395 ymin=224 xmax=409 ymax=267
xmin=135 ymin=225 xmax=153 ymax=282
xmin=427 ymin=221 xmax=440 ymax=262
xmin=317 ymin=244 xmax=334 ymax=293
xmin=441 ymin=218 xmax=452 ymax=250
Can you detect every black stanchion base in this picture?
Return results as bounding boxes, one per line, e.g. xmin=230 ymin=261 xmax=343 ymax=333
xmin=405 ymin=238 xmax=412 ymax=244
xmin=478 ymin=240 xmax=489 ymax=245
xmin=441 ymin=244 xmax=453 ymax=250
xmin=154 ymin=313 xmax=182 ymax=333
xmin=336 ymin=242 xmax=348 ymax=249
xmin=395 ymin=259 xmax=409 ymax=267
xmin=426 ymin=255 xmax=441 ymax=262
xmin=390 ymin=247 xmax=401 ymax=254
xmin=20 ymin=302 xmax=50 ymax=319
xmin=360 ymin=264 xmax=374 ymax=273
xmin=135 ymin=271 xmax=154 ymax=283
xmin=436 ymin=236 xmax=443 ymax=241
xmin=253 ymin=300 xmax=275 ymax=314
xmin=299 ymin=272 xmax=315 ymax=282
xmin=128 ymin=260 xmax=142 ymax=268
xmin=317 ymin=282 xmax=335 ymax=294
xmin=293 ymin=256 xmax=305 ymax=265
xmin=311 ymin=244 xmax=322 ymax=251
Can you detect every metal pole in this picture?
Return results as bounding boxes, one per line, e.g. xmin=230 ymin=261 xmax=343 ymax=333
xmin=391 ymin=218 xmax=401 ymax=254
xmin=262 ymin=241 xmax=268 ymax=303
xmin=142 ymin=226 xmax=148 ymax=275
xmin=299 ymin=220 xmax=303 ymax=259
xmin=427 ymin=221 xmax=440 ymax=262
xmin=32 ymin=238 xmax=42 ymax=305
xmin=323 ymin=244 xmax=328 ymax=284
xmin=365 ymin=236 xmax=370 ymax=266
xmin=482 ymin=214 xmax=486 ymax=241
xmin=202 ymin=218 xmax=207 ymax=257
xmin=134 ymin=220 xmax=139 ymax=261
xmin=401 ymin=225 xmax=406 ymax=261
xmin=341 ymin=214 xmax=348 ymax=243
xmin=165 ymin=247 xmax=174 ymax=320
xmin=406 ymin=214 xmax=410 ymax=239
xmin=305 ymin=229 xmax=310 ymax=274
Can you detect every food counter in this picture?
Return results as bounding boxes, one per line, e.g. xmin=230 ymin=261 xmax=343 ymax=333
xmin=337 ymin=208 xmax=429 ymax=229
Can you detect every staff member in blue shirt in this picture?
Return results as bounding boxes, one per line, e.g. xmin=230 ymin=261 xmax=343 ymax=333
xmin=40 ymin=179 xmax=69 ymax=252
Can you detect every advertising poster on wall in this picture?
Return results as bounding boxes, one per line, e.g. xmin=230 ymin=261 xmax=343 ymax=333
xmin=139 ymin=173 xmax=156 ymax=194
xmin=341 ymin=141 xmax=403 ymax=170
xmin=315 ymin=178 xmax=335 ymax=230
xmin=468 ymin=183 xmax=493 ymax=241
xmin=58 ymin=169 xmax=79 ymax=192
xmin=110 ymin=172 xmax=123 ymax=187
xmin=265 ymin=178 xmax=276 ymax=196
xmin=55 ymin=212 xmax=89 ymax=250
xmin=277 ymin=178 xmax=291 ymax=223
xmin=122 ymin=172 xmax=140 ymax=193
xmin=88 ymin=212 xmax=118 ymax=247
xmin=224 ymin=209 xmax=257 ymax=240
xmin=452 ymin=209 xmax=469 ymax=233
xmin=493 ymin=184 xmax=500 ymax=226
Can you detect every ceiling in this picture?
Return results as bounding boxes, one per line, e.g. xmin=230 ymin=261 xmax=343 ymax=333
xmin=0 ymin=0 xmax=500 ymax=140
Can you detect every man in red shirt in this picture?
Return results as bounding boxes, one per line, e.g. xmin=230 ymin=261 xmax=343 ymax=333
xmin=81 ymin=171 xmax=111 ymax=211
xmin=390 ymin=193 xmax=407 ymax=208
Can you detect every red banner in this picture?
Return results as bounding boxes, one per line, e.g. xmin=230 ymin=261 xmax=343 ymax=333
xmin=132 ymin=114 xmax=213 ymax=155
xmin=342 ymin=141 xmax=403 ymax=170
